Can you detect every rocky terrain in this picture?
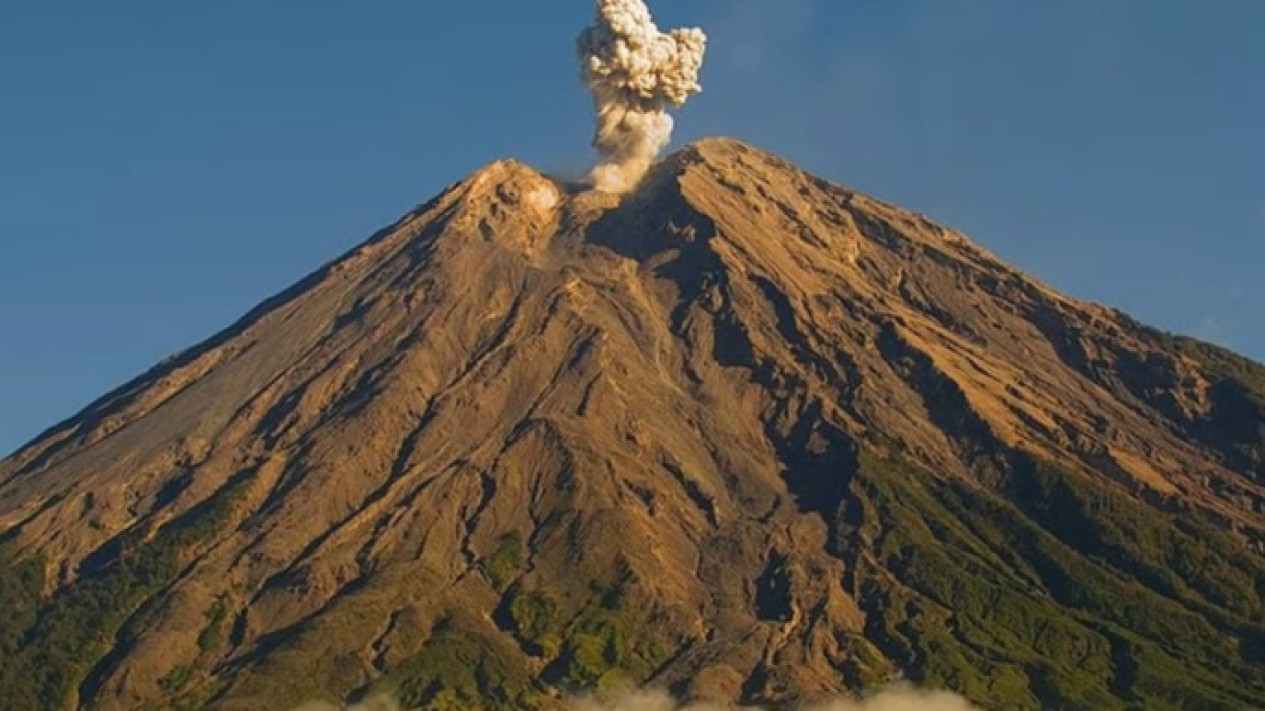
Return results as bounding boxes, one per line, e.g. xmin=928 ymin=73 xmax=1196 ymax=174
xmin=2 ymin=138 xmax=1264 ymax=710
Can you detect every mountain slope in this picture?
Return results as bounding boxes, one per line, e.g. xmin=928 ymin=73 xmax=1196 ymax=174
xmin=1 ymin=138 xmax=1264 ymax=710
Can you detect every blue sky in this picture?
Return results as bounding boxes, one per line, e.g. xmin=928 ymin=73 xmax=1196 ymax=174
xmin=1 ymin=1 xmax=1262 ymax=457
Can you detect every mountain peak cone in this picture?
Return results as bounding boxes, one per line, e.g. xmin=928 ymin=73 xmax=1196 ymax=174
xmin=2 ymin=138 xmax=1264 ymax=710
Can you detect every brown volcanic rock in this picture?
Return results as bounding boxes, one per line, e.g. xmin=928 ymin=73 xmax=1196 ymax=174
xmin=2 ymin=138 xmax=1264 ymax=709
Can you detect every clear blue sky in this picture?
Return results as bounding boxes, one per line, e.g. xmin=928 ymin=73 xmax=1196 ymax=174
xmin=2 ymin=1 xmax=1262 ymax=457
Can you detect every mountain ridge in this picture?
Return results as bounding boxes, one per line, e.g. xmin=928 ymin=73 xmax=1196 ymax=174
xmin=1 ymin=137 xmax=1264 ymax=710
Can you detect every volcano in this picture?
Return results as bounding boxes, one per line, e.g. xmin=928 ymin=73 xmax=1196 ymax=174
xmin=2 ymin=139 xmax=1264 ymax=710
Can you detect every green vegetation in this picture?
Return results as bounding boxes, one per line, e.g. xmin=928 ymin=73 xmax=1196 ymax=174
xmin=484 ymin=533 xmax=525 ymax=591
xmin=380 ymin=579 xmax=671 ymax=710
xmin=835 ymin=633 xmax=901 ymax=691
xmin=0 ymin=552 xmax=43 ymax=655
xmin=158 ymin=665 xmax=194 ymax=694
xmin=553 ymin=580 xmax=670 ymax=693
xmin=500 ymin=578 xmax=671 ymax=691
xmin=507 ymin=586 xmax=561 ymax=658
xmin=848 ymin=451 xmax=1265 ymax=710
xmin=0 ymin=479 xmax=244 ymax=709
xmin=387 ymin=623 xmax=538 ymax=711
xmin=196 ymin=595 xmax=231 ymax=653
xmin=1009 ymin=459 xmax=1265 ymax=622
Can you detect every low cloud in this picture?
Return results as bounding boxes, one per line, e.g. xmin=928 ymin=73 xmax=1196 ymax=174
xmin=573 ymin=688 xmax=978 ymax=711
xmin=292 ymin=687 xmax=976 ymax=711
xmin=804 ymin=688 xmax=978 ymax=711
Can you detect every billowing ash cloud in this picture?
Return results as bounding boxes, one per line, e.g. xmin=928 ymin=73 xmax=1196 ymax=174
xmin=577 ymin=0 xmax=707 ymax=193
xmin=573 ymin=688 xmax=979 ymax=711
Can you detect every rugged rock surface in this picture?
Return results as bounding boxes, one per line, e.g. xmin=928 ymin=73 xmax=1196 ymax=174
xmin=2 ymin=138 xmax=1264 ymax=710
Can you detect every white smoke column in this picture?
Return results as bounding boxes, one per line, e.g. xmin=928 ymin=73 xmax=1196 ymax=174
xmin=577 ymin=0 xmax=707 ymax=193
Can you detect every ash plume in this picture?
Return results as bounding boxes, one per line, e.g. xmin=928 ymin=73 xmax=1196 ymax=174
xmin=578 ymin=0 xmax=707 ymax=193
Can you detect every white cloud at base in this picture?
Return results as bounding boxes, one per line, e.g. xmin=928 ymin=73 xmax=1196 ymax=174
xmin=572 ymin=687 xmax=978 ymax=711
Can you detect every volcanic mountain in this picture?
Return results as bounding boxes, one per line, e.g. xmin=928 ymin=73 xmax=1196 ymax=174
xmin=2 ymin=139 xmax=1265 ymax=710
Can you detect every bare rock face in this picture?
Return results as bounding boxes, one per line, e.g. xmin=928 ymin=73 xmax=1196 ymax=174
xmin=2 ymin=138 xmax=1265 ymax=710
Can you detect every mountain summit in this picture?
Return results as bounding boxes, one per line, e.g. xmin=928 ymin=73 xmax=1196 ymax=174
xmin=2 ymin=139 xmax=1264 ymax=710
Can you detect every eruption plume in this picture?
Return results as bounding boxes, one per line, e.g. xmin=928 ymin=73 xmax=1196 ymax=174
xmin=578 ymin=0 xmax=707 ymax=193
